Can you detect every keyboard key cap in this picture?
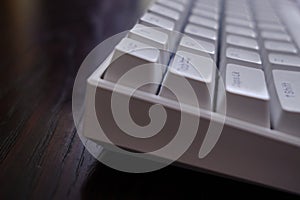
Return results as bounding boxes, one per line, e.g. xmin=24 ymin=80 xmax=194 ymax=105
xmin=148 ymin=4 xmax=181 ymax=23
xmin=178 ymin=36 xmax=216 ymax=58
xmin=217 ymin=64 xmax=270 ymax=127
xmin=268 ymin=53 xmax=300 ymax=72
xmin=129 ymin=24 xmax=168 ymax=49
xmin=139 ymin=13 xmax=176 ymax=49
xmin=174 ymin=0 xmax=190 ymax=5
xmin=225 ymin=11 xmax=252 ymax=20
xmin=185 ymin=24 xmax=217 ymax=42
xmin=195 ymin=3 xmax=219 ymax=13
xmin=226 ymin=17 xmax=255 ymax=28
xmin=104 ymin=38 xmax=163 ymax=93
xmin=270 ymin=70 xmax=300 ymax=136
xmin=256 ymin=13 xmax=281 ymax=23
xmin=192 ymin=8 xmax=219 ymax=20
xmin=226 ymin=34 xmax=259 ymax=50
xmin=225 ymin=47 xmax=262 ymax=68
xmin=140 ymin=12 xmax=175 ymax=31
xmin=196 ymin=0 xmax=219 ymax=7
xmin=226 ymin=8 xmax=251 ymax=17
xmin=226 ymin=4 xmax=252 ymax=17
xmin=170 ymin=51 xmax=214 ymax=82
xmin=226 ymin=25 xmax=256 ymax=38
xmin=157 ymin=0 xmax=185 ymax=12
xmin=160 ymin=51 xmax=215 ymax=109
xmin=279 ymin=1 xmax=300 ymax=56
xmin=128 ymin=24 xmax=169 ymax=63
xmin=261 ymin=31 xmax=291 ymax=41
xmin=189 ymin=15 xmax=219 ymax=30
xmin=264 ymin=41 xmax=298 ymax=54
xmin=257 ymin=22 xmax=285 ymax=32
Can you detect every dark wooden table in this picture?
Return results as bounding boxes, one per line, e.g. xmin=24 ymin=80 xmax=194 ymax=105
xmin=0 ymin=0 xmax=298 ymax=199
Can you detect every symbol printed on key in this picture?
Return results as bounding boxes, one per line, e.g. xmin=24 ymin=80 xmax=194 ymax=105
xmin=281 ymin=82 xmax=295 ymax=98
xmin=149 ymin=17 xmax=160 ymax=23
xmin=177 ymin=57 xmax=190 ymax=71
xmin=232 ymin=71 xmax=241 ymax=88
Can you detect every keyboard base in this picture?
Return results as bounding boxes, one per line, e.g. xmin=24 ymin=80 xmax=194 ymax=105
xmin=83 ymin=59 xmax=300 ymax=195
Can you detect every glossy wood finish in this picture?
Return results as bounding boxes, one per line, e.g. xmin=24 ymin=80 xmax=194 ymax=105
xmin=0 ymin=0 xmax=298 ymax=199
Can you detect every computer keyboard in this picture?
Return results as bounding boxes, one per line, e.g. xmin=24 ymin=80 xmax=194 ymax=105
xmin=82 ymin=0 xmax=300 ymax=194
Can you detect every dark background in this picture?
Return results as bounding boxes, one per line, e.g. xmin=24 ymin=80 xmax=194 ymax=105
xmin=0 ymin=0 xmax=298 ymax=199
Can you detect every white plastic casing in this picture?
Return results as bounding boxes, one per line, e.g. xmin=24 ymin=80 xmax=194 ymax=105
xmin=84 ymin=53 xmax=300 ymax=195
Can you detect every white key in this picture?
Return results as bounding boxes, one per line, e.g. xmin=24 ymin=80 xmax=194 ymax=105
xmin=225 ymin=11 xmax=252 ymax=21
xmin=264 ymin=41 xmax=298 ymax=54
xmin=156 ymin=0 xmax=185 ymax=12
xmin=280 ymin=2 xmax=300 ymax=55
xmin=140 ymin=13 xmax=175 ymax=32
xmin=226 ymin=25 xmax=256 ymax=38
xmin=185 ymin=24 xmax=217 ymax=42
xmin=129 ymin=24 xmax=168 ymax=49
xmin=226 ymin=34 xmax=259 ymax=50
xmin=270 ymin=70 xmax=300 ymax=136
xmin=261 ymin=31 xmax=291 ymax=41
xmin=256 ymin=13 xmax=280 ymax=23
xmin=189 ymin=15 xmax=219 ymax=30
xmin=139 ymin=13 xmax=176 ymax=49
xmin=174 ymin=0 xmax=190 ymax=5
xmin=148 ymin=4 xmax=181 ymax=23
xmin=178 ymin=36 xmax=216 ymax=57
xmin=196 ymin=0 xmax=219 ymax=7
xmin=226 ymin=2 xmax=251 ymax=17
xmin=195 ymin=3 xmax=219 ymax=13
xmin=160 ymin=51 xmax=215 ymax=109
xmin=226 ymin=4 xmax=251 ymax=17
xmin=226 ymin=1 xmax=249 ymax=8
xmin=226 ymin=17 xmax=255 ymax=28
xmin=226 ymin=47 xmax=262 ymax=68
xmin=257 ymin=23 xmax=285 ymax=32
xmin=111 ymin=38 xmax=160 ymax=62
xmin=128 ymin=24 xmax=169 ymax=63
xmin=226 ymin=6 xmax=251 ymax=16
xmin=170 ymin=51 xmax=214 ymax=82
xmin=268 ymin=53 xmax=300 ymax=72
xmin=104 ymin=38 xmax=163 ymax=93
xmin=192 ymin=8 xmax=219 ymax=20
xmin=217 ymin=64 xmax=270 ymax=127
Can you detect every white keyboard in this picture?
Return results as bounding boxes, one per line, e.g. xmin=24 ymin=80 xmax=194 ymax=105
xmin=82 ymin=0 xmax=300 ymax=195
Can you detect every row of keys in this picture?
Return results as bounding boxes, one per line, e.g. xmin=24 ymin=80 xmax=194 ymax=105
xmin=104 ymin=0 xmax=194 ymax=94
xmin=217 ymin=0 xmax=268 ymax=126
xmin=214 ymin=0 xmax=257 ymax=124
xmin=159 ymin=0 xmax=221 ymax=109
xmin=220 ymin=0 xmax=262 ymax=75
xmin=183 ymin=0 xmax=220 ymax=61
xmin=216 ymin=62 xmax=300 ymax=136
xmin=217 ymin=0 xmax=300 ymax=137
xmin=251 ymin=0 xmax=300 ymax=81
xmin=102 ymin=0 xmax=300 ymax=136
xmin=251 ymin=0 xmax=300 ymax=135
xmin=217 ymin=0 xmax=300 ymax=135
xmin=139 ymin=0 xmax=192 ymax=51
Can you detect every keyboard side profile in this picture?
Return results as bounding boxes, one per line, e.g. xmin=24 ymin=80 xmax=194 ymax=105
xmin=83 ymin=0 xmax=300 ymax=194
